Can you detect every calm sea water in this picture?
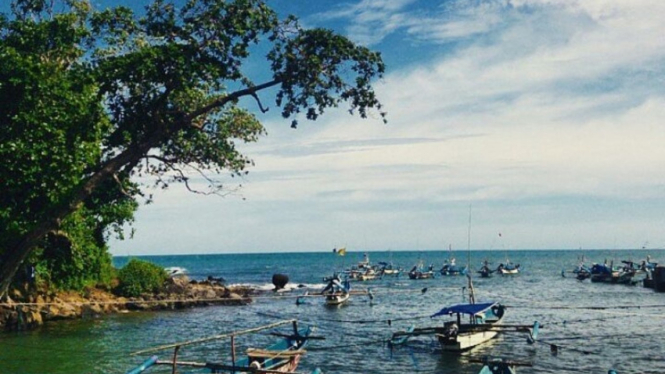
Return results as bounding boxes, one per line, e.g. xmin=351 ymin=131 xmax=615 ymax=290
xmin=1 ymin=249 xmax=664 ymax=374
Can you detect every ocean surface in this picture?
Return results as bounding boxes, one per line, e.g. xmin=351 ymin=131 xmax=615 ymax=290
xmin=1 ymin=249 xmax=664 ymax=374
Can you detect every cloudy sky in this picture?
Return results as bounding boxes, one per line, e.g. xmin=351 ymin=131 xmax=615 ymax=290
xmin=79 ymin=0 xmax=665 ymax=255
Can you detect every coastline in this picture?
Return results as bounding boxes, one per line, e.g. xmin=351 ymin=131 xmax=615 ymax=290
xmin=0 ymin=276 xmax=252 ymax=331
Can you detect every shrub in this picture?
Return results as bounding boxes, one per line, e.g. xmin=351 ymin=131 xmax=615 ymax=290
xmin=115 ymin=259 xmax=167 ymax=297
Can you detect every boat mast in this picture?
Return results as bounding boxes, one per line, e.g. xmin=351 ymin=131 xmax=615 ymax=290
xmin=467 ymin=205 xmax=475 ymax=304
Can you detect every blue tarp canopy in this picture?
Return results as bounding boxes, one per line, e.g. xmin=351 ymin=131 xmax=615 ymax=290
xmin=430 ymin=302 xmax=497 ymax=318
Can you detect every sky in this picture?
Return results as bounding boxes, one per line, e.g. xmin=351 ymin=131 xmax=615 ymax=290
xmin=8 ymin=1 xmax=665 ymax=254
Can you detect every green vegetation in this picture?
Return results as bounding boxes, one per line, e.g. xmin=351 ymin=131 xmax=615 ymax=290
xmin=0 ymin=0 xmax=386 ymax=297
xmin=115 ymin=259 xmax=168 ymax=298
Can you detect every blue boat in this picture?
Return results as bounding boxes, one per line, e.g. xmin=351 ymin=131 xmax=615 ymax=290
xmin=470 ymin=356 xmax=532 ymax=374
xmin=440 ymin=245 xmax=468 ymax=276
xmin=125 ymin=320 xmax=314 ymax=374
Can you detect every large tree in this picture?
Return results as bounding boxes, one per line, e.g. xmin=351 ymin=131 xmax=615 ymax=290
xmin=0 ymin=0 xmax=386 ymax=297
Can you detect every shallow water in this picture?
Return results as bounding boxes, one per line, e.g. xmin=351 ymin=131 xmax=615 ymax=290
xmin=1 ymin=249 xmax=664 ymax=374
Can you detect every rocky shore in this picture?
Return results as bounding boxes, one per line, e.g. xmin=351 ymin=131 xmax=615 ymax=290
xmin=0 ymin=276 xmax=252 ymax=331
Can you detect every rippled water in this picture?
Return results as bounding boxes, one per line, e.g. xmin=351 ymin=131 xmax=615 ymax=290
xmin=1 ymin=249 xmax=664 ymax=374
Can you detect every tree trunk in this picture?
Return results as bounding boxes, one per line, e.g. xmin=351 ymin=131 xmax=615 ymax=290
xmin=0 ymin=136 xmax=159 ymax=298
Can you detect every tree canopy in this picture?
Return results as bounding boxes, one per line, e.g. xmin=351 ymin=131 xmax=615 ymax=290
xmin=0 ymin=0 xmax=386 ymax=297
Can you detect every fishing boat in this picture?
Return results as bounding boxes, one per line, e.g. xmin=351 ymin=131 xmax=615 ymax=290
xmin=469 ymin=356 xmax=532 ymax=374
xmin=126 ymin=320 xmax=315 ymax=374
xmin=321 ymin=274 xmax=351 ymax=305
xmin=589 ymin=261 xmax=636 ymax=284
xmin=378 ymin=262 xmax=401 ymax=276
xmin=408 ymin=261 xmax=435 ymax=279
xmin=497 ymin=261 xmax=520 ymax=275
xmin=390 ymin=299 xmax=539 ymax=352
xmin=440 ymin=245 xmax=468 ymax=276
xmin=477 ymin=260 xmax=494 ymax=278
xmin=164 ymin=266 xmax=187 ymax=277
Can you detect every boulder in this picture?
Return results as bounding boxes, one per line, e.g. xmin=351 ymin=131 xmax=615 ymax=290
xmin=272 ymin=274 xmax=289 ymax=290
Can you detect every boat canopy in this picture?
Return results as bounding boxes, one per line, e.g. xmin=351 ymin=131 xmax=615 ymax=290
xmin=430 ymin=302 xmax=497 ymax=318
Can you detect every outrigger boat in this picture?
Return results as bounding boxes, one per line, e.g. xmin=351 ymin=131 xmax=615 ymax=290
xmin=469 ymin=356 xmax=532 ymax=374
xmin=126 ymin=320 xmax=318 ymax=374
xmin=391 ymin=273 xmax=539 ymax=352
xmin=321 ymin=274 xmax=351 ymax=305
xmin=440 ymin=245 xmax=468 ymax=276
xmin=408 ymin=261 xmax=435 ymax=280
xmin=478 ymin=260 xmax=494 ymax=278
xmin=497 ymin=260 xmax=520 ymax=275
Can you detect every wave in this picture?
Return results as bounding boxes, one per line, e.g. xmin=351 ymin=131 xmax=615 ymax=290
xmin=227 ymin=282 xmax=326 ymax=291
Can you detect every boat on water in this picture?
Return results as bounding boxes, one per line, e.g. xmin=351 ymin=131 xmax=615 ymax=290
xmin=126 ymin=320 xmax=315 ymax=374
xmin=378 ymin=261 xmax=401 ymax=276
xmin=478 ymin=260 xmax=494 ymax=278
xmin=321 ymin=274 xmax=351 ymax=305
xmin=164 ymin=266 xmax=187 ymax=277
xmin=408 ymin=262 xmax=435 ymax=280
xmin=589 ymin=261 xmax=637 ymax=284
xmin=390 ymin=300 xmax=539 ymax=352
xmin=440 ymin=245 xmax=468 ymax=276
xmin=440 ymin=257 xmax=468 ymax=276
xmin=469 ymin=356 xmax=532 ymax=374
xmin=497 ymin=261 xmax=520 ymax=275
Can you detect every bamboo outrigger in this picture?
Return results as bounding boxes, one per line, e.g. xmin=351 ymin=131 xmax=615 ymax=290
xmin=126 ymin=320 xmax=323 ymax=374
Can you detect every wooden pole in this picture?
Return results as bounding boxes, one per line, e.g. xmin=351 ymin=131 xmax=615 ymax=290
xmin=171 ymin=345 xmax=180 ymax=374
xmin=231 ymin=335 xmax=236 ymax=374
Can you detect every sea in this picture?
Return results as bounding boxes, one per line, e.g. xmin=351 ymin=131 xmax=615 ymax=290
xmin=1 ymin=249 xmax=664 ymax=374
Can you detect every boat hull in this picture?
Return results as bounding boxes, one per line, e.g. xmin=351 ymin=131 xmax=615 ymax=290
xmin=325 ymin=293 xmax=350 ymax=305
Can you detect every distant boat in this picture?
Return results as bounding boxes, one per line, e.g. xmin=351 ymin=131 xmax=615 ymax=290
xmin=164 ymin=267 xmax=187 ymax=277
xmin=126 ymin=320 xmax=313 ymax=374
xmin=440 ymin=245 xmax=468 ymax=276
xmin=497 ymin=261 xmax=520 ymax=275
xmin=477 ymin=260 xmax=494 ymax=278
xmin=408 ymin=261 xmax=435 ymax=280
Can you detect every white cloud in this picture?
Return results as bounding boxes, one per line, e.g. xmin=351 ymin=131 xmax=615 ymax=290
xmin=111 ymin=0 xmax=665 ymax=255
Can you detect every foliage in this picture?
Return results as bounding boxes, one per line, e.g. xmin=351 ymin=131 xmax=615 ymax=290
xmin=0 ymin=0 xmax=386 ymax=296
xmin=115 ymin=259 xmax=167 ymax=297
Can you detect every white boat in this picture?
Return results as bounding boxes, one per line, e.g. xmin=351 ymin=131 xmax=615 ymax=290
xmin=321 ymin=274 xmax=351 ymax=306
xmin=164 ymin=267 xmax=187 ymax=277
xmin=431 ymin=301 xmax=505 ymax=351
xmin=497 ymin=261 xmax=520 ymax=275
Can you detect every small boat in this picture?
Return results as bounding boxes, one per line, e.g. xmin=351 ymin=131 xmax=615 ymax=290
xmin=440 ymin=245 xmax=468 ymax=276
xmin=321 ymin=274 xmax=351 ymax=305
xmin=378 ymin=262 xmax=401 ymax=276
xmin=477 ymin=260 xmax=494 ymax=278
xmin=390 ymin=301 xmax=539 ymax=352
xmin=126 ymin=320 xmax=314 ymax=374
xmin=469 ymin=356 xmax=532 ymax=374
xmin=408 ymin=262 xmax=435 ymax=280
xmin=164 ymin=266 xmax=187 ymax=277
xmin=589 ymin=261 xmax=636 ymax=284
xmin=497 ymin=261 xmax=520 ymax=275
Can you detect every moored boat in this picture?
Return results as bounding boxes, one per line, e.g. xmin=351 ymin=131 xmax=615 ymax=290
xmin=477 ymin=260 xmax=494 ymax=278
xmin=497 ymin=261 xmax=520 ymax=275
xmin=470 ymin=356 xmax=532 ymax=374
xmin=440 ymin=245 xmax=468 ymax=276
xmin=322 ymin=274 xmax=351 ymax=305
xmin=408 ymin=262 xmax=435 ymax=279
xmin=126 ymin=320 xmax=314 ymax=374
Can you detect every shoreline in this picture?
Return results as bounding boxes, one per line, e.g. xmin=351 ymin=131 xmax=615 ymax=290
xmin=0 ymin=276 xmax=253 ymax=331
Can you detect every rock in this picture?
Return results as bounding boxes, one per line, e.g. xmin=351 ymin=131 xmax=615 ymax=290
xmin=272 ymin=274 xmax=289 ymax=290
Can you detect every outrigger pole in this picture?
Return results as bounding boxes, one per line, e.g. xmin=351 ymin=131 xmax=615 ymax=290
xmin=131 ymin=319 xmax=296 ymax=356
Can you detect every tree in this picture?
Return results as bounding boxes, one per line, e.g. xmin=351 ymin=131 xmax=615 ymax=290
xmin=0 ymin=0 xmax=386 ymax=297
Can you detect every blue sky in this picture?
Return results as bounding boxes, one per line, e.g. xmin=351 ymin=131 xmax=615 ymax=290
xmin=6 ymin=1 xmax=665 ymax=254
